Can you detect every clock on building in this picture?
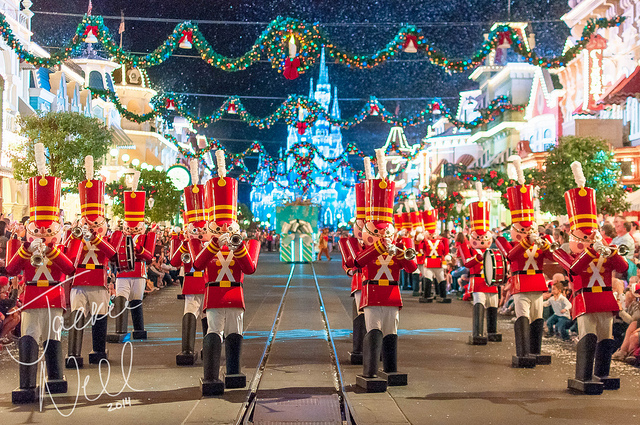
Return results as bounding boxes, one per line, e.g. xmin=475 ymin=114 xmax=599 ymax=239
xmin=167 ymin=165 xmax=191 ymax=190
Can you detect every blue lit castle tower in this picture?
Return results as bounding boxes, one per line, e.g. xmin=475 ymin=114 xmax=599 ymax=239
xmin=250 ymin=49 xmax=356 ymax=228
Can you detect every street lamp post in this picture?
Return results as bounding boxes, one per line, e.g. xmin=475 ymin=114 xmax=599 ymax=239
xmin=437 ymin=182 xmax=448 ymax=200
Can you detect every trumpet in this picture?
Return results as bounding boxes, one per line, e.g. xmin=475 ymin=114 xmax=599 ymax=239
xmin=548 ymin=242 xmax=560 ymax=253
xmin=618 ymin=244 xmax=630 ymax=256
xmin=593 ymin=232 xmax=612 ymax=257
xmin=181 ymin=252 xmax=192 ymax=264
xmin=30 ymin=241 xmax=46 ymax=267
xmin=72 ymin=224 xmax=91 ymax=240
xmin=388 ymin=245 xmax=417 ymax=261
xmin=228 ymin=233 xmax=244 ymax=251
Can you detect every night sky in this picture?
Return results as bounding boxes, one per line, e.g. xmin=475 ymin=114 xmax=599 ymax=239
xmin=30 ymin=0 xmax=571 ymax=203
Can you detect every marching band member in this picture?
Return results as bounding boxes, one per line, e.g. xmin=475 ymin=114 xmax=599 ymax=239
xmin=456 ymin=183 xmax=501 ymax=345
xmin=338 ymin=181 xmax=366 ymax=365
xmin=353 ymin=152 xmax=417 ymax=393
xmin=107 ymin=171 xmax=156 ymax=343
xmin=495 ymin=158 xmax=552 ymax=368
xmin=66 ymin=156 xmax=122 ymax=368
xmin=407 ymin=199 xmax=423 ymax=297
xmin=554 ymin=161 xmax=628 ymax=395
xmin=7 ymin=143 xmax=79 ymax=403
xmin=420 ymin=198 xmax=450 ymax=304
xmin=171 ymin=159 xmax=210 ymax=365
xmin=193 ymin=151 xmax=260 ymax=396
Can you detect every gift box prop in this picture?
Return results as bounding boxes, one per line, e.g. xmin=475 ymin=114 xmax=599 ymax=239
xmin=276 ymin=205 xmax=319 ymax=263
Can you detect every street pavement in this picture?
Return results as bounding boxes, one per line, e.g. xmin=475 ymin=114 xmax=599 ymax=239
xmin=1 ymin=252 xmax=640 ymax=424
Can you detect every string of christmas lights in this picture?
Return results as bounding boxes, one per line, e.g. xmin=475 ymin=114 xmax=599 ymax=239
xmin=0 ymin=14 xmax=624 ymax=75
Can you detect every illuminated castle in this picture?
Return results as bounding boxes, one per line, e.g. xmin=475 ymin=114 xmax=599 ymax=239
xmin=250 ymin=49 xmax=356 ymax=228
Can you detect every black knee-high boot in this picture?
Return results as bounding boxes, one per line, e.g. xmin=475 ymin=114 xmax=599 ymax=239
xmin=356 ymin=329 xmax=387 ymax=392
xmin=350 ymin=313 xmax=365 ymax=365
xmin=412 ymin=274 xmax=420 ymax=296
xmin=177 ymin=313 xmax=198 ymax=365
xmin=129 ymin=299 xmax=147 ymax=339
xmin=201 ymin=333 xmax=224 ymax=395
xmin=469 ymin=303 xmax=487 ymax=345
xmin=44 ymin=340 xmax=67 ymax=394
xmin=437 ymin=281 xmax=452 ymax=303
xmin=594 ymin=339 xmax=620 ymax=390
xmin=568 ymin=333 xmax=603 ymax=395
xmin=224 ymin=333 xmax=246 ymax=388
xmin=201 ymin=317 xmax=208 ymax=336
xmin=106 ymin=296 xmax=128 ymax=343
xmin=486 ymin=307 xmax=502 ymax=342
xmin=419 ymin=278 xmax=434 ymax=303
xmin=89 ymin=314 xmax=109 ymax=364
xmin=12 ymin=335 xmax=39 ymax=404
xmin=529 ymin=318 xmax=550 ymax=364
xmin=66 ymin=310 xmax=85 ymax=368
xmin=380 ymin=334 xmax=408 ymax=386
xmin=512 ymin=317 xmax=536 ymax=368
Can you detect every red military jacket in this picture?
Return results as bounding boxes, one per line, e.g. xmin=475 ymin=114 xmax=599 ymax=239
xmin=170 ymin=236 xmax=206 ymax=295
xmin=193 ymin=239 xmax=260 ymax=310
xmin=555 ymin=247 xmax=628 ymax=318
xmin=495 ymin=235 xmax=551 ymax=294
xmin=414 ymin=240 xmax=426 ymax=265
xmin=456 ymin=241 xmax=498 ymax=294
xmin=422 ymin=237 xmax=449 ymax=269
xmin=71 ymin=231 xmax=121 ymax=288
xmin=6 ymin=239 xmax=79 ymax=310
xmin=354 ymin=239 xmax=418 ymax=310
xmin=115 ymin=231 xmax=156 ymax=278
xmin=339 ymin=237 xmax=363 ymax=295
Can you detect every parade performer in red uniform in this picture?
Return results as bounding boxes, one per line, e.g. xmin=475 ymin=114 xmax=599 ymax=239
xmin=495 ymin=158 xmax=552 ymax=368
xmin=553 ymin=161 xmax=628 ymax=395
xmin=407 ymin=199 xmax=424 ymax=297
xmin=338 ymin=179 xmax=366 ymax=365
xmin=7 ymin=143 xmax=79 ymax=404
xmin=107 ymin=170 xmax=156 ymax=343
xmin=193 ymin=151 xmax=260 ymax=396
xmin=456 ymin=183 xmax=501 ymax=345
xmin=420 ymin=198 xmax=451 ymax=304
xmin=171 ymin=159 xmax=210 ymax=365
xmin=65 ymin=156 xmax=122 ymax=368
xmin=353 ymin=152 xmax=417 ymax=393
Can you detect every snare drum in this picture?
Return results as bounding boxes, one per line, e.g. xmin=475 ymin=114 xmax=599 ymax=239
xmin=483 ymin=249 xmax=508 ymax=287
xmin=117 ymin=235 xmax=136 ymax=272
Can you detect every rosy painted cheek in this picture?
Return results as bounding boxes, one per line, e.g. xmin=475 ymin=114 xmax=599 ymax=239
xmin=577 ymin=243 xmax=584 ymax=250
xmin=97 ymin=228 xmax=104 ymax=233
xmin=515 ymin=234 xmax=521 ymax=241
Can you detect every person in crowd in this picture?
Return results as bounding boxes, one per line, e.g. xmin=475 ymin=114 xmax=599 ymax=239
xmin=612 ymin=285 xmax=640 ymax=361
xmin=612 ymin=216 xmax=635 ymax=262
xmin=601 ymin=222 xmax=616 ymax=244
xmin=0 ymin=277 xmax=21 ymax=348
xmin=544 ymin=282 xmax=573 ymax=341
xmin=317 ymin=228 xmax=331 ymax=261
xmin=630 ymin=221 xmax=640 ymax=247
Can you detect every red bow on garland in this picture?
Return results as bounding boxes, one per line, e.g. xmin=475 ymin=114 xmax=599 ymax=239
xmin=165 ymin=99 xmax=176 ymax=110
xmin=284 ymin=57 xmax=301 ymax=80
xmin=403 ymin=34 xmax=418 ymax=53
xmin=369 ymin=104 xmax=380 ymax=115
xmin=227 ymin=103 xmax=237 ymax=114
xmin=179 ymin=30 xmax=193 ymax=44
xmin=297 ymin=122 xmax=307 ymax=135
xmin=83 ymin=25 xmax=98 ymax=37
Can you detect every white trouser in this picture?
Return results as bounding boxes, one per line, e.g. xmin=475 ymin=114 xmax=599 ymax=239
xmin=21 ymin=308 xmax=63 ymax=344
xmin=70 ymin=286 xmax=109 ymax=316
xmin=364 ymin=306 xmax=399 ymax=337
xmin=513 ymin=292 xmax=543 ymax=321
xmin=353 ymin=290 xmax=363 ymax=316
xmin=206 ymin=308 xmax=244 ymax=338
xmin=115 ymin=277 xmax=145 ymax=301
xmin=577 ymin=312 xmax=613 ymax=341
xmin=422 ymin=266 xmax=445 ymax=282
xmin=472 ymin=292 xmax=499 ymax=308
xmin=184 ymin=294 xmax=205 ymax=318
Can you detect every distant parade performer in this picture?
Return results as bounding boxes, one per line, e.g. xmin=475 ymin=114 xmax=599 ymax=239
xmin=66 ymin=156 xmax=121 ymax=368
xmin=193 ymin=151 xmax=260 ymax=396
xmin=456 ymin=183 xmax=501 ymax=345
xmin=495 ymin=158 xmax=552 ymax=368
xmin=407 ymin=199 xmax=423 ymax=297
xmin=338 ymin=182 xmax=366 ymax=365
xmin=171 ymin=159 xmax=210 ymax=365
xmin=107 ymin=170 xmax=156 ymax=343
xmin=553 ymin=161 xmax=628 ymax=395
xmin=7 ymin=143 xmax=78 ymax=404
xmin=419 ymin=198 xmax=451 ymax=304
xmin=353 ymin=152 xmax=417 ymax=393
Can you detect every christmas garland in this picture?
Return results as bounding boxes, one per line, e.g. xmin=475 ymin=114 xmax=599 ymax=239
xmin=90 ymin=87 xmax=522 ymax=131
xmin=1 ymin=13 xmax=623 ymax=75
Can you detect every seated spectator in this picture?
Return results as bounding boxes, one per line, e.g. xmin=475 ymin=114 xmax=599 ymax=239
xmin=0 ymin=277 xmax=20 ymax=348
xmin=544 ymin=282 xmax=572 ymax=341
xmin=612 ymin=286 xmax=640 ymax=361
xmin=147 ymin=256 xmax=163 ymax=288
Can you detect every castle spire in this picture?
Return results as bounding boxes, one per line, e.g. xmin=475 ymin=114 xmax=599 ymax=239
xmin=331 ymin=86 xmax=341 ymax=119
xmin=318 ymin=48 xmax=328 ymax=87
xmin=309 ymin=77 xmax=314 ymax=98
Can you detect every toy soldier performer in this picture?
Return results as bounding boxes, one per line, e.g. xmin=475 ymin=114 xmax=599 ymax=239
xmin=66 ymin=156 xmax=121 ymax=368
xmin=495 ymin=158 xmax=552 ymax=368
xmin=456 ymin=183 xmax=501 ymax=345
xmin=554 ymin=161 xmax=628 ymax=395
xmin=171 ymin=159 xmax=210 ymax=365
xmin=107 ymin=170 xmax=157 ymax=342
xmin=7 ymin=143 xmax=79 ymax=404
xmin=420 ymin=198 xmax=450 ymax=304
xmin=193 ymin=151 xmax=260 ymax=396
xmin=338 ymin=181 xmax=366 ymax=365
xmin=353 ymin=152 xmax=417 ymax=393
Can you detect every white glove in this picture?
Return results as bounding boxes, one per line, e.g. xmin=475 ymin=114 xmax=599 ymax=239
xmin=28 ymin=239 xmax=43 ymax=253
xmin=217 ymin=234 xmax=230 ymax=248
xmin=445 ymin=254 xmax=452 ymax=262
